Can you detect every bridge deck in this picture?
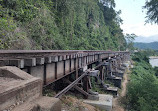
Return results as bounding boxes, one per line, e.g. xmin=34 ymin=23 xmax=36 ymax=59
xmin=0 ymin=50 xmax=129 ymax=86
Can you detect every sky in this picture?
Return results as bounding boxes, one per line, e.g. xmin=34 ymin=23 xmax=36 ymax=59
xmin=115 ymin=0 xmax=158 ymax=40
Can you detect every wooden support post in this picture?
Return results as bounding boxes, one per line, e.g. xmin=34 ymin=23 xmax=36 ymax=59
xmin=69 ymin=59 xmax=71 ymax=72
xmin=75 ymin=58 xmax=78 ymax=79
xmin=55 ymin=62 xmax=57 ymax=79
xmin=63 ymin=55 xmax=66 ymax=75
xmin=83 ymin=75 xmax=89 ymax=92
xmin=88 ymin=76 xmax=92 ymax=89
xmin=44 ymin=64 xmax=46 ymax=85
xmin=99 ymin=66 xmax=103 ymax=81
xmin=102 ymin=66 xmax=105 ymax=80
xmin=63 ymin=60 xmax=66 ymax=75
xmin=105 ymin=66 xmax=108 ymax=79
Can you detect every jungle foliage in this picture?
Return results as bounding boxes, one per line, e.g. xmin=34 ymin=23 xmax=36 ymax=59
xmin=0 ymin=0 xmax=126 ymax=50
xmin=144 ymin=0 xmax=158 ymax=24
xmin=127 ymin=51 xmax=158 ymax=111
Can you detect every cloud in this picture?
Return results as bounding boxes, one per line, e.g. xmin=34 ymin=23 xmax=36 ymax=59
xmin=121 ymin=23 xmax=158 ymax=37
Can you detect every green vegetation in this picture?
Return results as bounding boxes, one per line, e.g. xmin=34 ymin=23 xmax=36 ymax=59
xmin=144 ymin=0 xmax=158 ymax=24
xmin=0 ymin=0 xmax=126 ymax=50
xmin=125 ymin=33 xmax=137 ymax=51
xmin=134 ymin=42 xmax=158 ymax=50
xmin=127 ymin=51 xmax=158 ymax=111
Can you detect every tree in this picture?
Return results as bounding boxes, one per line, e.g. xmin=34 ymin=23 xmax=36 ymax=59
xmin=125 ymin=33 xmax=137 ymax=51
xmin=99 ymin=0 xmax=115 ymax=8
xmin=144 ymin=0 xmax=158 ymax=24
xmin=0 ymin=0 xmax=126 ymax=50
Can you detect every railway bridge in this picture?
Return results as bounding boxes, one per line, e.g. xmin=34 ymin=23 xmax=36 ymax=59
xmin=0 ymin=50 xmax=130 ymax=111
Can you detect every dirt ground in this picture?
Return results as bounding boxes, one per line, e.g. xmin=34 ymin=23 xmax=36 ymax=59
xmin=61 ymin=96 xmax=100 ymax=111
xmin=112 ymin=70 xmax=129 ymax=111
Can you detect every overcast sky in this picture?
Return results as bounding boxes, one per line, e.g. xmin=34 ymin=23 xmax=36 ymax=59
xmin=115 ymin=0 xmax=158 ymax=38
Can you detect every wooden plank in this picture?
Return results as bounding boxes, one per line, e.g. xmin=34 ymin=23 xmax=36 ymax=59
xmin=51 ymin=56 xmax=58 ymax=62
xmin=36 ymin=58 xmax=45 ymax=65
xmin=24 ymin=58 xmax=36 ymax=66
xmin=45 ymin=57 xmax=51 ymax=63
xmin=9 ymin=59 xmax=24 ymax=68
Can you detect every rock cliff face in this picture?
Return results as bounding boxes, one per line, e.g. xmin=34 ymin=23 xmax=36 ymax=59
xmin=0 ymin=0 xmax=126 ymax=50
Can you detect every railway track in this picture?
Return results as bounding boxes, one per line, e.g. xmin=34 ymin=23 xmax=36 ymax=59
xmin=0 ymin=50 xmax=130 ymax=95
xmin=0 ymin=50 xmax=128 ymax=59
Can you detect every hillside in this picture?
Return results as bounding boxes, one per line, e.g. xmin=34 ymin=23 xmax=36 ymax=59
xmin=134 ymin=35 xmax=158 ymax=43
xmin=134 ymin=42 xmax=158 ymax=50
xmin=0 ymin=0 xmax=126 ymax=50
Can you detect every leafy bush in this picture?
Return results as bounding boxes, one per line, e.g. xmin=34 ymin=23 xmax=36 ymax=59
xmin=127 ymin=52 xmax=158 ymax=111
xmin=0 ymin=17 xmax=16 ymax=49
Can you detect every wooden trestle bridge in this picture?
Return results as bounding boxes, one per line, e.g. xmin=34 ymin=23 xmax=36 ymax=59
xmin=0 ymin=50 xmax=130 ymax=111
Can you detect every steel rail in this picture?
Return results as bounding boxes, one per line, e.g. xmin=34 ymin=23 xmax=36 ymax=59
xmin=0 ymin=50 xmax=129 ymax=57
xmin=0 ymin=50 xmax=129 ymax=60
xmin=0 ymin=50 xmax=128 ymax=54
